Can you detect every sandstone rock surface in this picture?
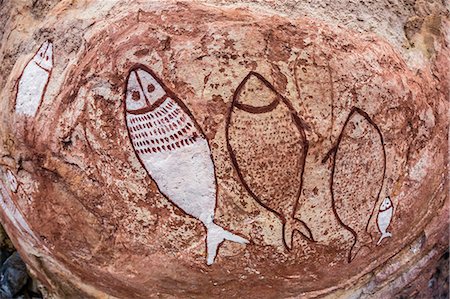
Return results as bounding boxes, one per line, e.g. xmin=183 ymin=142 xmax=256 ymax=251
xmin=0 ymin=0 xmax=448 ymax=298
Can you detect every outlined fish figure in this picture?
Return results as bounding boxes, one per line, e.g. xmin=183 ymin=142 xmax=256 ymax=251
xmin=377 ymin=196 xmax=393 ymax=245
xmin=15 ymin=40 xmax=53 ymax=117
xmin=327 ymin=107 xmax=386 ymax=262
xmin=226 ymin=71 xmax=313 ymax=250
xmin=124 ymin=65 xmax=248 ymax=265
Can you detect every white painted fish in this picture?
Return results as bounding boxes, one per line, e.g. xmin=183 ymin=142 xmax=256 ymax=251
xmin=377 ymin=196 xmax=393 ymax=245
xmin=15 ymin=40 xmax=53 ymax=117
xmin=124 ymin=65 xmax=248 ymax=265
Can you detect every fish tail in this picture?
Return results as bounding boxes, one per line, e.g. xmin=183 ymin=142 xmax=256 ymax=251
xmin=205 ymin=223 xmax=248 ymax=265
xmin=348 ymin=235 xmax=374 ymax=262
xmin=283 ymin=217 xmax=314 ymax=250
xmin=376 ymin=231 xmax=392 ymax=246
xmin=348 ymin=238 xmax=361 ymax=262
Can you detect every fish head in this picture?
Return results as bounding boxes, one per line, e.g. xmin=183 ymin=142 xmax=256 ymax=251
xmin=380 ymin=196 xmax=392 ymax=211
xmin=33 ymin=40 xmax=53 ymax=71
xmin=125 ymin=67 xmax=167 ymax=112
xmin=234 ymin=72 xmax=280 ymax=110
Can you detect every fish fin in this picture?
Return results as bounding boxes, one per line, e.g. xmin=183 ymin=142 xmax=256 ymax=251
xmin=376 ymin=232 xmax=392 ymax=246
xmin=283 ymin=217 xmax=314 ymax=250
xmin=206 ymin=223 xmax=248 ymax=265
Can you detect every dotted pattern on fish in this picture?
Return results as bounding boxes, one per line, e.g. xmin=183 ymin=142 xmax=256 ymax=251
xmin=127 ymin=97 xmax=200 ymax=155
xmin=226 ymin=71 xmax=313 ymax=250
xmin=124 ymin=65 xmax=248 ymax=265
xmin=330 ymin=107 xmax=386 ymax=262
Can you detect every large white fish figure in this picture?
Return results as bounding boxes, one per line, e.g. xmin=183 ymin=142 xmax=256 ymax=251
xmin=15 ymin=40 xmax=53 ymax=117
xmin=377 ymin=196 xmax=393 ymax=245
xmin=124 ymin=65 xmax=248 ymax=265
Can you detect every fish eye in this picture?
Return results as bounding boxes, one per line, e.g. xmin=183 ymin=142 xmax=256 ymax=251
xmin=45 ymin=56 xmax=49 ymax=61
xmin=132 ymin=90 xmax=141 ymax=101
xmin=40 ymin=52 xmax=44 ymax=57
xmin=147 ymin=83 xmax=155 ymax=93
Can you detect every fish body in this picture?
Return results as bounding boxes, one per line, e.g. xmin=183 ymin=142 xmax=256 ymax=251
xmin=377 ymin=196 xmax=393 ymax=245
xmin=124 ymin=65 xmax=248 ymax=265
xmin=330 ymin=107 xmax=386 ymax=262
xmin=226 ymin=71 xmax=313 ymax=249
xmin=15 ymin=41 xmax=53 ymax=117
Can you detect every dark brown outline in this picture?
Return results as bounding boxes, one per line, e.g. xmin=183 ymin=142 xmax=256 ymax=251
xmin=123 ymin=64 xmax=247 ymax=263
xmin=325 ymin=106 xmax=386 ymax=263
xmin=126 ymin=95 xmax=169 ymax=115
xmin=225 ymin=71 xmax=314 ymax=250
xmin=234 ymin=100 xmax=279 ymax=114
xmin=13 ymin=40 xmax=54 ymax=118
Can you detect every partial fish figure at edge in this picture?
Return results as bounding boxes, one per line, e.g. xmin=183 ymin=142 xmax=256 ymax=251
xmin=124 ymin=65 xmax=248 ymax=265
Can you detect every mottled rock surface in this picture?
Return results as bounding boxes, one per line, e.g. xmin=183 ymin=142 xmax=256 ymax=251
xmin=0 ymin=0 xmax=448 ymax=298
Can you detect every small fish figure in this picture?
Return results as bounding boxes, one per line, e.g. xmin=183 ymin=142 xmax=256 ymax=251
xmin=377 ymin=196 xmax=393 ymax=245
xmin=124 ymin=65 xmax=248 ymax=265
xmin=15 ymin=40 xmax=53 ymax=117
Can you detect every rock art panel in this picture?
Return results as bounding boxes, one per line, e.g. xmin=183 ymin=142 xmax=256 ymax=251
xmin=377 ymin=196 xmax=394 ymax=245
xmin=327 ymin=107 xmax=386 ymax=262
xmin=15 ymin=40 xmax=53 ymax=117
xmin=226 ymin=71 xmax=313 ymax=250
xmin=0 ymin=1 xmax=447 ymax=298
xmin=124 ymin=65 xmax=248 ymax=265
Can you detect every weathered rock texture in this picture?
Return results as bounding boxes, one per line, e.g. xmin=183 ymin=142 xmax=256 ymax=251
xmin=0 ymin=0 xmax=448 ymax=298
